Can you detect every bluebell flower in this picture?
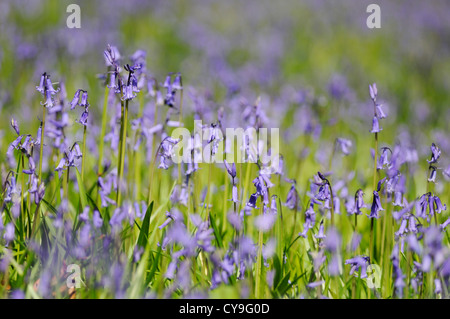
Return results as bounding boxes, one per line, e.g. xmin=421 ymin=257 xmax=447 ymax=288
xmin=4 ymin=223 xmax=15 ymax=243
xmin=315 ymin=183 xmax=330 ymax=201
xmin=284 ymin=181 xmax=298 ymax=210
xmin=369 ymin=190 xmax=383 ymax=218
xmin=299 ymin=203 xmax=316 ymax=238
xmin=336 ymin=138 xmax=352 ymax=155
xmin=224 ymin=159 xmax=236 ymax=179
xmin=36 ymin=73 xmax=46 ymax=94
xmin=433 ymin=195 xmax=446 ymax=214
xmin=391 ymin=243 xmax=406 ymax=297
xmin=93 ymin=210 xmax=103 ymax=229
xmin=314 ymin=220 xmax=326 ymax=240
xmin=427 ymin=143 xmax=441 ymax=164
xmin=172 ymin=73 xmax=183 ymax=91
xmin=427 ymin=166 xmax=437 ymax=183
xmin=10 ymin=118 xmax=20 ymax=136
xmin=254 ymin=209 xmax=276 ymax=232
xmin=377 ymin=147 xmax=391 ymax=169
xmin=79 ymin=90 xmax=89 ymax=107
xmin=70 ymin=89 xmax=81 ymax=110
xmin=370 ymin=116 xmax=382 ymax=133
xmin=76 ymin=107 xmax=89 ymax=126
xmin=369 ymin=83 xmax=377 ymax=101
xmin=345 ymin=255 xmax=370 ymax=278
xmin=440 ymin=217 xmax=450 ymax=231
xmin=375 ymin=103 xmax=387 ymax=119
xmin=227 ymin=212 xmax=242 ymax=230
xmin=247 ymin=193 xmax=258 ymax=209
xmin=353 ymin=189 xmax=366 ymax=215
xmin=231 ymin=184 xmax=239 ymax=203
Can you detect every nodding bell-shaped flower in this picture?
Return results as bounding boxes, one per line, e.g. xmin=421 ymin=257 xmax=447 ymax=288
xmin=11 ymin=118 xmax=20 ymax=136
xmin=336 ymin=138 xmax=352 ymax=155
xmin=70 ymin=89 xmax=81 ymax=110
xmin=224 ymin=159 xmax=236 ymax=179
xmin=427 ymin=143 xmax=441 ymax=164
xmin=314 ymin=220 xmax=326 ymax=240
xmin=345 ymin=255 xmax=370 ymax=278
xmin=122 ymin=84 xmax=136 ymax=101
xmin=76 ymin=107 xmax=89 ymax=126
xmin=284 ymin=181 xmax=299 ymax=210
xmin=46 ymin=76 xmax=59 ymax=95
xmin=172 ymin=73 xmax=183 ymax=91
xmin=79 ymin=90 xmax=89 ymax=107
xmin=36 ymin=73 xmax=46 ymax=94
xmin=354 ymin=189 xmax=366 ymax=215
xmin=427 ymin=166 xmax=437 ymax=183
xmin=369 ymin=83 xmax=377 ymax=101
xmin=247 ymin=193 xmax=259 ymax=209
xmin=370 ymin=115 xmax=382 ymax=133
xmin=369 ymin=190 xmax=383 ymax=218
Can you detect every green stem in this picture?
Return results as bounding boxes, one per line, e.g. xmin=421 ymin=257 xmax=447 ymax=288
xmin=177 ymin=89 xmax=183 ymax=186
xmin=97 ymin=87 xmax=110 ymax=176
xmin=38 ymin=108 xmax=46 ymax=184
xmin=81 ymin=125 xmax=87 ymax=181
xmin=116 ymin=99 xmax=129 ymax=207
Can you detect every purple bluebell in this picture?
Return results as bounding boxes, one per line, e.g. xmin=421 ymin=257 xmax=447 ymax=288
xmin=427 ymin=143 xmax=441 ymax=164
xmin=227 ymin=212 xmax=242 ymax=230
xmin=314 ymin=220 xmax=326 ymax=240
xmin=440 ymin=217 xmax=450 ymax=231
xmin=231 ymin=184 xmax=239 ymax=203
xmin=70 ymin=89 xmax=81 ymax=109
xmin=315 ymin=183 xmax=330 ymax=201
xmin=391 ymin=243 xmax=405 ymax=297
xmin=224 ymin=159 xmax=236 ymax=179
xmin=254 ymin=210 xmax=276 ymax=232
xmin=4 ymin=223 xmax=15 ymax=243
xmin=299 ymin=203 xmax=316 ymax=238
xmin=434 ymin=196 xmax=447 ymax=214
xmin=353 ymin=189 xmax=366 ymax=215
xmin=393 ymin=191 xmax=403 ymax=207
xmin=10 ymin=118 xmax=20 ymax=136
xmin=76 ymin=107 xmax=89 ymax=126
xmin=377 ymin=147 xmax=391 ymax=169
xmin=370 ymin=116 xmax=382 ymax=133
xmin=324 ymin=227 xmax=341 ymax=276
xmin=79 ymin=206 xmax=90 ymax=223
xmin=369 ymin=83 xmax=377 ymax=101
xmin=375 ymin=103 xmax=386 ymax=119
xmin=172 ymin=73 xmax=183 ymax=91
xmin=247 ymin=193 xmax=258 ymax=209
xmin=79 ymin=90 xmax=89 ymax=107
xmin=284 ymin=181 xmax=299 ymax=210
xmin=159 ymin=211 xmax=176 ymax=230
xmin=93 ymin=210 xmax=103 ymax=229
xmin=36 ymin=73 xmax=46 ymax=94
xmin=369 ymin=190 xmax=383 ymax=218
xmin=345 ymin=255 xmax=370 ymax=278
xmin=336 ymin=138 xmax=352 ymax=155
xmin=427 ymin=166 xmax=437 ymax=183
xmin=395 ymin=214 xmax=410 ymax=237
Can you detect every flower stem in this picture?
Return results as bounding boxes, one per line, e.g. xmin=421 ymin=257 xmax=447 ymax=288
xmin=97 ymin=86 xmax=110 ymax=176
xmin=81 ymin=125 xmax=87 ymax=181
xmin=177 ymin=89 xmax=183 ymax=186
xmin=38 ymin=108 xmax=46 ymax=184
xmin=116 ymin=99 xmax=129 ymax=207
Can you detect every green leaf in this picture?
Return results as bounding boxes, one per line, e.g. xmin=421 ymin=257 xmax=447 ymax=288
xmin=75 ymin=168 xmax=88 ymax=209
xmin=137 ymin=201 xmax=153 ymax=248
xmin=209 ymin=212 xmax=223 ymax=248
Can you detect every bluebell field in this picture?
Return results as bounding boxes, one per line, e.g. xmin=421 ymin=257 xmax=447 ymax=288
xmin=0 ymin=0 xmax=449 ymax=299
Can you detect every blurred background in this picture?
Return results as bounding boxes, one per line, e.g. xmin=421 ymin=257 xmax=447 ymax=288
xmin=0 ymin=0 xmax=449 ymax=160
